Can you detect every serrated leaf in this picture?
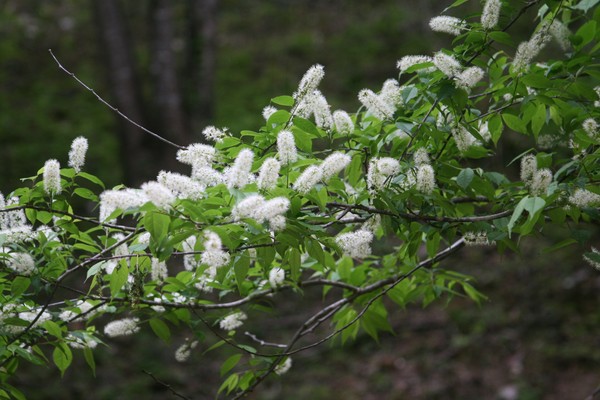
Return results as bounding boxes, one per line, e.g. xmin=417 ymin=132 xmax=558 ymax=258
xmin=456 ymin=168 xmax=474 ymax=189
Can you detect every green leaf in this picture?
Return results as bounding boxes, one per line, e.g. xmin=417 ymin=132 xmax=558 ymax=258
xmin=143 ymin=211 xmax=170 ymax=242
xmin=530 ymin=103 xmax=546 ymax=138
xmin=43 ymin=320 xmax=63 ymax=339
xmin=507 ymin=197 xmax=528 ymax=237
xmin=77 ymin=172 xmax=105 ymax=188
xmin=220 ymin=354 xmax=242 ymax=376
xmin=74 ymin=188 xmax=99 ymax=201
xmin=287 ymin=247 xmax=301 ymax=281
xmin=233 ymin=253 xmax=250 ymax=294
xmin=271 ymin=95 xmax=294 ymax=107
xmin=53 ymin=343 xmax=73 ymax=377
xmin=502 ymin=113 xmax=527 ymax=134
xmin=109 ymin=263 xmax=129 ymax=297
xmin=83 ymin=347 xmax=96 ymax=377
xmin=11 ymin=276 xmax=30 ymax=298
xmin=218 ymin=373 xmax=240 ymax=395
xmin=542 ymin=238 xmax=577 ymax=254
xmin=456 ymin=168 xmax=474 ymax=189
xmin=149 ymin=318 xmax=171 ymax=342
xmin=573 ymin=0 xmax=600 ymax=11
xmin=267 ymin=110 xmax=291 ymax=126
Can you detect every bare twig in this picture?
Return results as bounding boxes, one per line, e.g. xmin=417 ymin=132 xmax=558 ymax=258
xmin=143 ymin=370 xmax=192 ymax=400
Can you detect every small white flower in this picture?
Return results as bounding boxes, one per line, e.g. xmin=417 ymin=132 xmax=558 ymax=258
xmin=202 ymin=126 xmax=227 ymax=143
xmin=274 ymin=358 xmax=292 ymax=375
xmin=262 ymin=105 xmax=277 ymax=121
xmin=520 ymin=154 xmax=538 ymax=184
xmin=530 ymin=168 xmax=552 ymax=196
xmin=294 ymin=64 xmax=325 ymax=100
xmin=454 ymin=66 xmax=485 ymax=90
xmin=257 ymin=158 xmax=281 ymax=190
xmin=569 ymin=189 xmax=600 ymax=208
xmin=7 ymin=252 xmax=35 ymax=276
xmin=333 ymin=110 xmax=354 ymax=135
xmin=413 ymin=148 xmax=430 ymax=166
xmin=320 ymin=152 xmax=351 ymax=181
xmin=157 ymin=171 xmax=204 ymax=200
xmin=379 ymin=79 xmax=402 ymax=107
xmin=452 ymin=126 xmax=479 ymax=154
xmin=549 ymin=20 xmax=571 ymax=52
xmin=141 ymin=181 xmax=175 ymax=209
xmin=232 ymin=195 xmax=266 ymax=220
xmin=176 ymin=143 xmax=215 ymax=167
xmin=226 ymin=149 xmax=255 ymax=189
xmin=43 ymin=159 xmax=62 ymax=195
xmin=151 ymin=258 xmax=168 ymax=282
xmin=433 ymin=52 xmax=462 ymax=77
xmin=481 ymin=0 xmax=502 ymax=30
xmin=583 ymin=118 xmax=598 ymax=139
xmin=174 ymin=340 xmax=198 ymax=362
xmin=358 ymin=89 xmax=395 ymax=120
xmin=416 ymin=165 xmax=435 ymax=195
xmin=68 ymin=136 xmax=88 ymax=173
xmin=269 ymin=267 xmax=285 ymax=288
xmin=397 ymin=55 xmax=433 ymax=73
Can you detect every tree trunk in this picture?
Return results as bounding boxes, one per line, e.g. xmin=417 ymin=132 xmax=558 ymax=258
xmin=93 ymin=0 xmax=151 ymax=185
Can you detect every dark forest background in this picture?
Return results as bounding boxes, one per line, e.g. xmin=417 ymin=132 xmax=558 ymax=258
xmin=1 ymin=1 xmax=599 ymax=399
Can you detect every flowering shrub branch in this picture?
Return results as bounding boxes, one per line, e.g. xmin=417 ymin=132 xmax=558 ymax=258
xmin=0 ymin=0 xmax=599 ymax=398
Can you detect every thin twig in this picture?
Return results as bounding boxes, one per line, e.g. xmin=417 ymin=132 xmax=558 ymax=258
xmin=142 ymin=370 xmax=192 ymax=400
xmin=49 ymin=49 xmax=185 ymax=150
xmin=244 ymin=332 xmax=287 ymax=348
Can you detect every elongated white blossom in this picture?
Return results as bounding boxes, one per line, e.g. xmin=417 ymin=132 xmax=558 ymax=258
xmin=277 ymin=130 xmax=298 ymax=165
xmin=43 ymin=159 xmax=61 ymax=195
xmin=256 ymin=197 xmax=290 ymax=222
xmin=274 ymin=358 xmax=292 ymax=375
xmin=530 ymin=168 xmax=552 ymax=196
xmin=191 ymin=166 xmax=223 ymax=187
xmin=262 ymin=105 xmax=277 ymax=121
xmin=367 ymin=157 xmax=400 ymax=191
xmin=176 ymin=143 xmax=215 ymax=167
xmin=99 ymin=188 xmax=148 ymax=221
xmin=429 ymin=16 xmax=465 ymax=36
xmin=583 ymin=118 xmax=598 ymax=138
xmin=201 ymin=230 xmax=230 ymax=268
xmin=157 ymin=171 xmax=204 ymax=200
xmin=7 ymin=252 xmax=35 ymax=275
xmin=294 ymin=165 xmax=323 ymax=194
xmin=232 ymin=194 xmax=265 ymax=220
xmin=397 ymin=55 xmax=433 ymax=73
xmin=433 ymin=52 xmax=462 ymax=77
xmin=219 ymin=311 xmax=247 ymax=331
xmin=481 ymin=0 xmax=501 ymax=30
xmin=68 ymin=136 xmax=88 ymax=173
xmin=380 ymin=79 xmax=402 ymax=107
xmin=141 ymin=181 xmax=175 ymax=209
xmin=549 ymin=20 xmax=571 ymax=52
xmin=257 ymin=158 xmax=281 ymax=190
xmin=308 ymin=90 xmax=334 ymax=129
xmin=479 ymin=121 xmax=492 ymax=142
xmin=104 ymin=318 xmax=140 ymax=338
xmin=413 ymin=148 xmax=430 ymax=166
xmin=454 ymin=66 xmax=485 ymax=90
xmin=269 ymin=267 xmax=285 ymax=288
xmin=225 ymin=149 xmax=254 ymax=189
xmin=151 ymin=258 xmax=168 ymax=282
xmin=336 ymin=230 xmax=373 ymax=259
xmin=268 ymin=214 xmax=286 ymax=231
xmin=333 ymin=110 xmax=354 ymax=135
xmin=416 ymin=165 xmax=435 ymax=195
xmin=569 ymin=189 xmax=600 ymax=208
xmin=512 ymin=26 xmax=551 ymax=73
xmin=358 ymin=89 xmax=395 ymax=120
xmin=321 ymin=152 xmax=351 ymax=181
xmin=452 ymin=126 xmax=478 ymax=154
xmin=294 ymin=64 xmax=324 ymax=100
xmin=520 ymin=154 xmax=537 ymax=184
xmin=202 ymin=126 xmax=227 ymax=143
xmin=175 ymin=340 xmax=198 ymax=362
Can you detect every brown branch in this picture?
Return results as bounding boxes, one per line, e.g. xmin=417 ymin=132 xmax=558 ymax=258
xmin=142 ymin=370 xmax=191 ymax=400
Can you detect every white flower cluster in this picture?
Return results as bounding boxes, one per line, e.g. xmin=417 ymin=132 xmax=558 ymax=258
xmin=433 ymin=52 xmax=484 ymax=90
xmin=568 ymin=189 xmax=600 ymax=208
xmin=520 ymin=154 xmax=553 ymax=195
xmin=416 ymin=164 xmax=436 ymax=195
xmin=225 ymin=149 xmax=255 ymax=189
xmin=379 ymin=79 xmax=403 ymax=108
xmin=333 ymin=110 xmax=354 ymax=135
xmin=43 ymin=159 xmax=62 ymax=195
xmin=454 ymin=66 xmax=485 ymax=91
xmin=367 ymin=157 xmax=400 ymax=192
xmin=452 ymin=126 xmax=479 ymax=154
xmin=59 ymin=301 xmax=96 ymax=322
xmin=274 ymin=358 xmax=293 ymax=376
xmin=262 ymin=105 xmax=277 ymax=121
xmin=294 ymin=165 xmax=323 ymax=194
xmin=413 ymin=148 xmax=430 ymax=166
xmin=5 ymin=252 xmax=36 ymax=276
xmin=68 ymin=136 xmax=88 ymax=173
xmin=257 ymin=157 xmax=281 ymax=190
xmin=232 ymin=195 xmax=290 ymax=231
xmin=296 ymin=90 xmax=334 ymax=129
xmin=176 ymin=143 xmax=215 ymax=167
xmin=464 ymin=231 xmax=494 ymax=246
xmin=99 ymin=188 xmax=148 ymax=222
xmin=219 ymin=311 xmax=247 ymax=332
xmin=202 ymin=126 xmax=228 ymax=143
xmin=174 ymin=339 xmax=199 ymax=362
xmin=336 ymin=229 xmax=373 ymax=259
xmin=358 ymin=89 xmax=395 ymax=120
xmin=549 ymin=20 xmax=571 ymax=52
xmin=151 ymin=257 xmax=168 ymax=282
xmin=269 ymin=267 xmax=285 ymax=288
xmin=397 ymin=55 xmax=433 ymax=74
xmin=429 ymin=16 xmax=466 ymax=36
xmin=583 ymin=118 xmax=598 ymax=139
xmin=294 ymin=64 xmax=325 ymax=100
xmin=141 ymin=181 xmax=175 ymax=209
xmin=481 ymin=0 xmax=502 ymax=30
xmin=0 ymin=305 xmax=52 ymax=335
xmin=66 ymin=333 xmax=99 ymax=350
xmin=201 ymin=230 xmax=230 ymax=268
xmin=0 ymin=194 xmax=33 ymax=243
xmin=277 ymin=130 xmax=298 ymax=165
xmin=512 ymin=24 xmax=551 ymax=73
xmin=157 ymin=171 xmax=203 ymax=200
xmin=104 ymin=317 xmax=140 ymax=338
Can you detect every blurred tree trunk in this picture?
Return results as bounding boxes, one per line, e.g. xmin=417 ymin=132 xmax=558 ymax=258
xmin=150 ymin=0 xmax=190 ymax=167
xmin=93 ymin=0 xmax=152 ymax=185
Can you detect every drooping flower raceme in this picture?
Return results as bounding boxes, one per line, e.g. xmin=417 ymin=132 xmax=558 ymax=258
xmin=454 ymin=66 xmax=485 ymax=90
xmin=175 ymin=340 xmax=198 ymax=362
xmin=379 ymin=79 xmax=402 ymax=108
xmin=416 ymin=164 xmax=436 ymax=195
xmin=262 ymin=105 xmax=277 ymax=121
xmin=176 ymin=143 xmax=215 ymax=168
xmin=520 ymin=154 xmax=538 ymax=184
xmin=569 ymin=189 xmax=600 ymax=208
xmin=530 ymin=168 xmax=553 ymax=196
xmin=583 ymin=118 xmax=598 ymax=138
xmin=68 ymin=136 xmax=88 ymax=173
xmin=367 ymin=157 xmax=400 ymax=192
xmin=452 ymin=126 xmax=479 ymax=154
xmin=104 ymin=318 xmax=140 ymax=338
xmin=277 ymin=130 xmax=298 ymax=165
xmin=225 ymin=148 xmax=254 ymax=189
xmin=294 ymin=64 xmax=325 ymax=100
xmin=358 ymin=89 xmax=395 ymax=120
xmin=157 ymin=171 xmax=204 ymax=200
xmin=274 ymin=358 xmax=293 ymax=375
xmin=336 ymin=230 xmax=373 ymax=259
xmin=429 ymin=16 xmax=466 ymax=36
xmin=549 ymin=20 xmax=571 ymax=52
xmin=269 ymin=267 xmax=285 ymax=288
xmin=333 ymin=110 xmax=354 ymax=135
xmin=481 ymin=0 xmax=501 ymax=30
xmin=200 ymin=230 xmax=230 ymax=269
xmin=151 ymin=258 xmax=168 ymax=282
xmin=141 ymin=181 xmax=175 ymax=209
xmin=6 ymin=252 xmax=35 ymax=276
xmin=43 ymin=159 xmax=62 ymax=195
